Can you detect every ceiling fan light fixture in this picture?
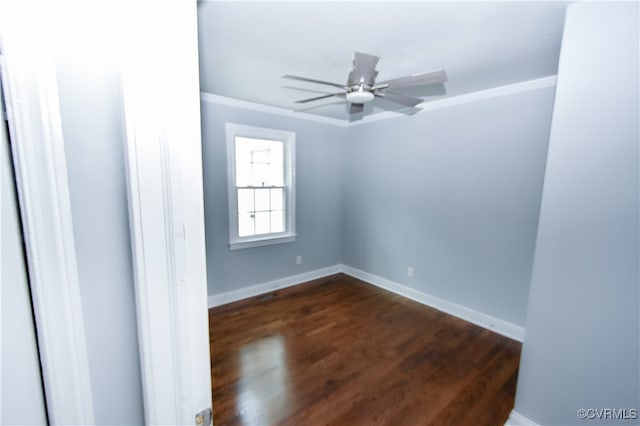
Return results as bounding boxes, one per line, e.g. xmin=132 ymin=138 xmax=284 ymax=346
xmin=346 ymin=89 xmax=374 ymax=104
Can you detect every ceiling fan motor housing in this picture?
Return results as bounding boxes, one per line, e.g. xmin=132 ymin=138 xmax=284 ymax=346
xmin=346 ymin=84 xmax=375 ymax=104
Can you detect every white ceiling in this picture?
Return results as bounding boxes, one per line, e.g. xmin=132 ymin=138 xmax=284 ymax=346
xmin=197 ymin=1 xmax=568 ymax=121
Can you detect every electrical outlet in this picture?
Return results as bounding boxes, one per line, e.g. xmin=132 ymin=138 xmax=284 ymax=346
xmin=407 ymin=266 xmax=414 ymax=278
xmin=296 ymin=255 xmax=302 ymax=265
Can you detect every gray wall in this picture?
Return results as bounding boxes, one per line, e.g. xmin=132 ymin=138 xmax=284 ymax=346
xmin=513 ymin=2 xmax=639 ymax=424
xmin=201 ymin=102 xmax=344 ymax=294
xmin=204 ymin=88 xmax=556 ymax=329
xmin=55 ymin=6 xmax=144 ymax=423
xmin=342 ymin=88 xmax=555 ymax=326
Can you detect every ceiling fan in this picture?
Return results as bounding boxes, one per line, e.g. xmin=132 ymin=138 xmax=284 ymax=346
xmin=283 ymin=52 xmax=447 ymax=117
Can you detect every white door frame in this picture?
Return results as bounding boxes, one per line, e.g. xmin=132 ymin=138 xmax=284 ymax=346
xmin=119 ymin=1 xmax=212 ymax=424
xmin=1 ymin=1 xmax=212 ymax=425
xmin=1 ymin=65 xmax=49 ymax=426
xmin=0 ymin=2 xmax=95 ymax=424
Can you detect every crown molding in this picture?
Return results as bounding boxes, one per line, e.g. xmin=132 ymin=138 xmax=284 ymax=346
xmin=200 ymin=75 xmax=557 ymax=128
xmin=199 ymin=92 xmax=349 ymax=127
xmin=349 ymin=75 xmax=557 ymax=126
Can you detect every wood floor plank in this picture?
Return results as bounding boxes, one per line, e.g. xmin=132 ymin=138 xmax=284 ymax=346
xmin=210 ymin=274 xmax=521 ymax=426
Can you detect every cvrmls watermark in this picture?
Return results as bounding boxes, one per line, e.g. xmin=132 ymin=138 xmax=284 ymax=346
xmin=577 ymin=408 xmax=638 ymax=420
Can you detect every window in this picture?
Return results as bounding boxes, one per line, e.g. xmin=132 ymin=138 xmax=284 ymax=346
xmin=226 ymin=123 xmax=296 ymax=250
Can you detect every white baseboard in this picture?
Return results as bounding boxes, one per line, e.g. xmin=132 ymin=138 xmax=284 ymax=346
xmin=505 ymin=410 xmax=539 ymax=426
xmin=339 ymin=265 xmax=525 ymax=342
xmin=208 ymin=265 xmax=341 ymax=308
xmin=208 ymin=263 xmax=525 ymax=342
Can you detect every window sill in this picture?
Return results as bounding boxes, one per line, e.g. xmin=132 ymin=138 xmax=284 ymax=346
xmin=229 ymin=233 xmax=296 ymax=250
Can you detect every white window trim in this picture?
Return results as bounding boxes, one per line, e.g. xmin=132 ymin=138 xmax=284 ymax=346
xmin=225 ymin=123 xmax=296 ymax=250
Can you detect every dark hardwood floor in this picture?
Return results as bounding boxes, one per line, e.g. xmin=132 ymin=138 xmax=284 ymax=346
xmin=210 ymin=274 xmax=520 ymax=426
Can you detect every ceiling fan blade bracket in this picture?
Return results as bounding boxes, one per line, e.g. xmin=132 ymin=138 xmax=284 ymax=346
xmin=372 ymin=83 xmax=389 ymax=90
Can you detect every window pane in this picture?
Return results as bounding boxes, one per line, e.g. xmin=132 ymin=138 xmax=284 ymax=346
xmin=238 ymin=213 xmax=254 ymax=237
xmin=235 ymin=137 xmax=284 ymax=187
xmin=254 ymin=188 xmax=270 ymax=212
xmin=235 ymin=161 xmax=251 ymax=187
xmin=235 ymin=137 xmax=252 ymax=187
xmin=268 ymin=142 xmax=284 ymax=186
xmin=251 ymin=148 xmax=269 ymax=164
xmin=237 ymin=188 xmax=254 ymax=213
xmin=270 ymin=188 xmax=283 ymax=210
xmin=252 ymin=164 xmax=269 ymax=187
xmin=254 ymin=212 xmax=270 ymax=235
xmin=270 ymin=210 xmax=284 ymax=233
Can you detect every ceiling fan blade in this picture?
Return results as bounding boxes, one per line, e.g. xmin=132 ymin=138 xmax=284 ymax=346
xmin=284 ymin=85 xmax=338 ymax=95
xmin=349 ymin=113 xmax=364 ymax=122
xmin=349 ymin=52 xmax=380 ymax=86
xmin=374 ymin=91 xmax=423 ymax=107
xmin=376 ymin=69 xmax=447 ymax=90
xmin=349 ymin=103 xmax=364 ymax=114
xmin=283 ymin=74 xmax=345 ymax=89
xmin=294 ymin=93 xmax=343 ymax=103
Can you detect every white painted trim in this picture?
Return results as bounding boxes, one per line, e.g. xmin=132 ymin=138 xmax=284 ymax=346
xmin=201 ymin=92 xmax=348 ymax=127
xmin=200 ymin=75 xmax=556 ymax=128
xmin=505 ymin=410 xmax=539 ymax=426
xmin=339 ymin=265 xmax=525 ymax=342
xmin=0 ymin=63 xmax=48 ymax=426
xmin=229 ymin=234 xmax=296 ymax=250
xmin=208 ymin=265 xmax=342 ymax=308
xmin=120 ymin=1 xmax=212 ymax=425
xmin=0 ymin=3 xmax=95 ymax=424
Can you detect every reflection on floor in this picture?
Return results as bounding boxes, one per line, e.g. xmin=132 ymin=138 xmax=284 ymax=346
xmin=210 ymin=273 xmax=521 ymax=426
xmin=238 ymin=335 xmax=289 ymax=421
